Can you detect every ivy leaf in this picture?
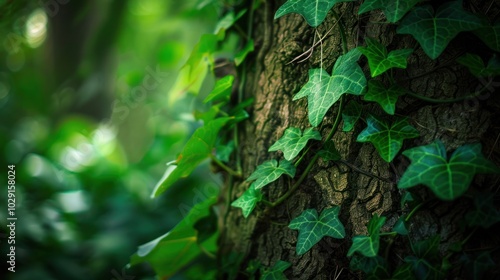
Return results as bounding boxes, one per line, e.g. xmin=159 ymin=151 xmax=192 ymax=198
xmin=274 ymin=0 xmax=354 ymax=27
xmin=153 ymin=117 xmax=232 ymax=197
xmin=318 ymin=140 xmax=341 ymax=162
xmin=473 ymin=19 xmax=500 ymax=52
xmin=456 ymin=53 xmax=500 ymax=77
xmin=268 ymin=127 xmax=321 ymax=160
xmin=347 ymin=214 xmax=386 ymax=257
xmin=247 ymin=159 xmax=296 ymax=190
xmin=356 ymin=115 xmax=419 ymax=162
xmin=294 ymin=48 xmax=367 ymax=127
xmin=465 ymin=193 xmax=500 ymax=228
xmin=358 ymin=0 xmax=420 ymax=23
xmin=359 ymin=38 xmax=413 ymax=77
xmin=260 ymin=260 xmax=291 ymax=280
xmin=398 ymin=140 xmax=500 ymax=201
xmin=204 ymin=75 xmax=235 ymax=103
xmin=363 ymin=80 xmax=406 ymax=115
xmin=231 ymin=185 xmax=263 ymax=218
xmin=214 ymin=9 xmax=247 ymax=38
xmin=130 ymin=196 xmax=218 ymax=277
xmin=349 ymin=255 xmax=390 ymax=278
xmin=461 ymin=252 xmax=496 ymax=280
xmin=392 ymin=263 xmax=416 ymax=280
xmin=235 ymin=39 xmax=254 ymax=66
xmin=342 ymin=100 xmax=362 ymax=132
xmin=289 ymin=206 xmax=346 ymax=255
xmin=393 ymin=215 xmax=409 ymax=235
xmin=397 ymin=1 xmax=482 ymax=59
xmin=216 ymin=140 xmax=235 ymax=163
xmin=405 ymin=235 xmax=446 ymax=280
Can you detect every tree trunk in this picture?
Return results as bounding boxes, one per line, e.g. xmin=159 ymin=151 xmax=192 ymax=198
xmin=219 ymin=1 xmax=500 ymax=279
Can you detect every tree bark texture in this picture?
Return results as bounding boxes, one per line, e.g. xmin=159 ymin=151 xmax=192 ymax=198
xmin=219 ymin=1 xmax=500 ymax=279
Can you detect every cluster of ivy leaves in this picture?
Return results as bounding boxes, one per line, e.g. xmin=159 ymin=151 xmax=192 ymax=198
xmin=129 ymin=0 xmax=500 ymax=279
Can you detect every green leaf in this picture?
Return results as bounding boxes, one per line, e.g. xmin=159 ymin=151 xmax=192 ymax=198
xmin=216 ymin=140 xmax=235 ymax=163
xmin=465 ymin=193 xmax=500 ymax=228
xmin=397 ymin=1 xmax=482 ymax=59
xmin=347 ymin=214 xmax=386 ymax=257
xmin=393 ymin=215 xmax=409 ymax=235
xmin=235 ymin=39 xmax=254 ymax=66
xmin=204 ymin=75 xmax=235 ymax=103
xmin=359 ymin=38 xmax=413 ymax=77
xmin=274 ymin=0 xmax=354 ymax=27
xmin=473 ymin=19 xmax=500 ymax=52
xmin=289 ymin=206 xmax=346 ymax=255
xmin=349 ymin=255 xmax=390 ymax=278
xmin=268 ymin=127 xmax=321 ymax=161
xmin=412 ymin=235 xmax=440 ymax=260
xmin=152 ymin=117 xmax=231 ymax=197
xmin=461 ymin=252 xmax=496 ymax=280
xmin=405 ymin=236 xmax=445 ymax=280
xmin=358 ymin=0 xmax=420 ymax=23
xmin=130 ymin=196 xmax=218 ymax=277
xmin=247 ymin=159 xmax=296 ymax=190
xmin=356 ymin=115 xmax=419 ymax=162
xmin=398 ymin=140 xmax=500 ymax=201
xmin=231 ymin=184 xmax=263 ymax=218
xmin=260 ymin=260 xmax=291 ymax=280
xmin=363 ymin=80 xmax=406 ymax=115
xmin=318 ymin=140 xmax=341 ymax=162
xmin=294 ymin=48 xmax=367 ymax=127
xmin=214 ymin=9 xmax=247 ymax=38
xmin=405 ymin=256 xmax=446 ymax=280
xmin=392 ymin=263 xmax=416 ymax=280
xmin=342 ymin=100 xmax=362 ymax=132
xmin=457 ymin=53 xmax=500 ymax=77
xmin=194 ymin=207 xmax=218 ymax=243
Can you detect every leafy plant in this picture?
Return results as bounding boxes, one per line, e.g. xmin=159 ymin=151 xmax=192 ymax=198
xmin=359 ymin=38 xmax=413 ymax=77
xmin=231 ymin=184 xmax=263 ymax=218
xmin=246 ymin=159 xmax=296 ymax=190
xmin=260 ymin=260 xmax=291 ymax=280
xmin=274 ymin=0 xmax=354 ymax=27
xmin=363 ymin=80 xmax=405 ymax=115
xmin=268 ymin=127 xmax=321 ymax=161
xmin=358 ymin=0 xmax=420 ymax=23
xmin=347 ymin=214 xmax=385 ymax=257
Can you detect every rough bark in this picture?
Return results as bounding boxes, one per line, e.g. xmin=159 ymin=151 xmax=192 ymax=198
xmin=219 ymin=1 xmax=500 ymax=279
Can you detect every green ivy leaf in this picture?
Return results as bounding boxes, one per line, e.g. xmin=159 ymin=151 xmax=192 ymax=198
xmin=235 ymin=39 xmax=255 ymax=66
xmin=358 ymin=0 xmax=420 ymax=23
xmin=274 ymin=0 xmax=354 ymax=27
xmin=347 ymin=214 xmax=386 ymax=257
xmin=289 ymin=206 xmax=346 ymax=255
xmin=465 ymin=193 xmax=500 ymax=228
xmin=397 ymin=1 xmax=482 ymax=59
xmin=473 ymin=19 xmax=500 ymax=52
xmin=349 ymin=255 xmax=390 ymax=278
xmin=393 ymin=215 xmax=409 ymax=235
xmin=268 ymin=127 xmax=321 ymax=160
xmin=204 ymin=75 xmax=235 ymax=103
xmin=356 ymin=115 xmax=419 ymax=162
xmin=152 ymin=117 xmax=232 ymax=197
xmin=392 ymin=263 xmax=416 ymax=280
xmin=363 ymin=80 xmax=406 ymax=115
xmin=247 ymin=159 xmax=296 ymax=190
xmin=461 ymin=252 xmax=496 ymax=280
xmin=130 ymin=196 xmax=218 ymax=277
xmin=398 ymin=140 xmax=500 ymax=201
xmin=318 ymin=140 xmax=341 ymax=162
xmin=216 ymin=140 xmax=235 ymax=163
xmin=412 ymin=235 xmax=440 ymax=260
xmin=359 ymin=38 xmax=413 ymax=77
xmin=231 ymin=185 xmax=263 ymax=218
xmin=260 ymin=260 xmax=291 ymax=280
xmin=342 ymin=100 xmax=362 ymax=132
xmin=405 ymin=236 xmax=445 ymax=280
xmin=456 ymin=53 xmax=500 ymax=77
xmin=214 ymin=9 xmax=247 ymax=38
xmin=294 ymin=48 xmax=367 ymax=127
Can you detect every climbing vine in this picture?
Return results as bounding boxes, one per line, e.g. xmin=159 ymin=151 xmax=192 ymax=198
xmin=130 ymin=0 xmax=500 ymax=279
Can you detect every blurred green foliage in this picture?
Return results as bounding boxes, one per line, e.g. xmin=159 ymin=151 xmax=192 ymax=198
xmin=0 ymin=0 xmax=230 ymax=279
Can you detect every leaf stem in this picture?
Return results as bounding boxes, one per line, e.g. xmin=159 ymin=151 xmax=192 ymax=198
xmin=331 ymin=10 xmax=348 ymax=55
xmin=325 ymin=96 xmax=345 ymax=142
xmin=338 ymin=160 xmax=393 ymax=183
xmin=210 ymin=155 xmax=242 ymax=177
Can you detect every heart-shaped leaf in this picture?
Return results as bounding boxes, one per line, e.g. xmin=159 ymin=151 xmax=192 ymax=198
xmin=465 ymin=193 xmax=500 ymax=228
xmin=358 ymin=0 xmax=420 ymax=23
xmin=393 ymin=215 xmax=409 ymax=235
xmin=363 ymin=80 xmax=406 ymax=115
xmin=260 ymin=260 xmax=291 ymax=280
xmin=274 ymin=0 xmax=354 ymax=27
xmin=359 ymin=38 xmax=413 ymax=77
xmin=347 ymin=214 xmax=386 ymax=257
xmin=204 ymin=75 xmax=235 ymax=103
xmin=342 ymin=100 xmax=362 ymax=132
xmin=318 ymin=140 xmax=341 ymax=162
xmin=398 ymin=140 xmax=500 ymax=201
xmin=247 ymin=159 xmax=296 ymax=190
xmin=397 ymin=1 xmax=482 ymax=59
xmin=268 ymin=127 xmax=321 ymax=160
xmin=289 ymin=206 xmax=346 ymax=255
xmin=231 ymin=184 xmax=263 ymax=218
xmin=294 ymin=48 xmax=367 ymax=127
xmin=457 ymin=53 xmax=500 ymax=77
xmin=130 ymin=196 xmax=218 ymax=277
xmin=153 ymin=117 xmax=232 ymax=197
xmin=473 ymin=19 xmax=500 ymax=52
xmin=356 ymin=115 xmax=420 ymax=162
